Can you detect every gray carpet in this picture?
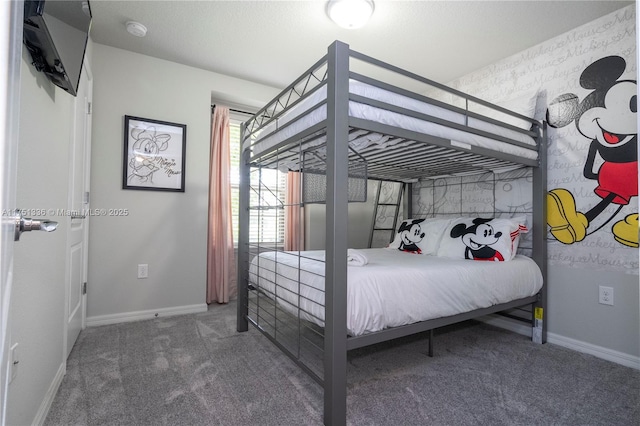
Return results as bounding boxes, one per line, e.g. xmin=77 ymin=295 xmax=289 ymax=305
xmin=45 ymin=302 xmax=639 ymax=426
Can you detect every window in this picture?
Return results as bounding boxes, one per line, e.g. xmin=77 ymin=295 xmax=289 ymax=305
xmin=229 ymin=121 xmax=241 ymax=243
xmin=229 ymin=120 xmax=286 ymax=245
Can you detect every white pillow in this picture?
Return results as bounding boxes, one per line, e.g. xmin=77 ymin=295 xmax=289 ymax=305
xmin=388 ymin=218 xmax=452 ymax=255
xmin=436 ymin=217 xmax=528 ymax=261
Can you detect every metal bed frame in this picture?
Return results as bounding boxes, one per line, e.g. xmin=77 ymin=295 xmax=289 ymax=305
xmin=237 ymin=40 xmax=547 ymax=425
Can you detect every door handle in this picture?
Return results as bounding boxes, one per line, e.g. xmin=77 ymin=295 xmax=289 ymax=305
xmin=12 ymin=210 xmax=58 ymax=241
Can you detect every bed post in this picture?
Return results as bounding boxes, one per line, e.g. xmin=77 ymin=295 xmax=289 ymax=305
xmin=237 ymin=122 xmax=250 ymax=332
xmin=532 ymin=122 xmax=548 ymax=343
xmin=404 ymin=182 xmax=413 ymax=218
xmin=324 ymin=40 xmax=350 ymax=426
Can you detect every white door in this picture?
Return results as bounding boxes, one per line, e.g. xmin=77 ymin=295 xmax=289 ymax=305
xmin=65 ymin=63 xmax=92 ymax=358
xmin=0 ymin=2 xmax=22 ymax=424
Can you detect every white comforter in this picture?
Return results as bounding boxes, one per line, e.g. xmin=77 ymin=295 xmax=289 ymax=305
xmin=248 ymin=248 xmax=543 ymax=336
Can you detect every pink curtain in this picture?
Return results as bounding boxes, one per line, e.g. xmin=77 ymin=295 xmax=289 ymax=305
xmin=207 ymin=106 xmax=236 ymax=304
xmin=284 ymin=171 xmax=304 ymax=251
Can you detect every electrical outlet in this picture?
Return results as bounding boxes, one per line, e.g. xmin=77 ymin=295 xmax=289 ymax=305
xmin=137 ymin=264 xmax=148 ymax=279
xmin=599 ymin=285 xmax=614 ymax=306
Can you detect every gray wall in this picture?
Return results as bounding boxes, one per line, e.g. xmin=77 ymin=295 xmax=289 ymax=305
xmin=87 ymin=44 xmax=278 ymax=322
xmin=548 ymin=266 xmax=638 ymax=357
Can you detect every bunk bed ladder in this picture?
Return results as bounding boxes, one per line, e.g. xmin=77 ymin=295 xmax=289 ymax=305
xmin=368 ymin=181 xmax=404 ymax=248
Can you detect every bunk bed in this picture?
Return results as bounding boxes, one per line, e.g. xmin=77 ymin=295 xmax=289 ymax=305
xmin=236 ymin=41 xmax=547 ymax=426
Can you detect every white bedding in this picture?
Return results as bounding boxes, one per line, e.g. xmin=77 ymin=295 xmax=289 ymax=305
xmin=243 ymin=80 xmax=538 ymax=164
xmin=248 ymin=248 xmax=543 ymax=336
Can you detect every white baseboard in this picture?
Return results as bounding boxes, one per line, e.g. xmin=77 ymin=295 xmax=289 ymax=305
xmin=33 ymin=362 xmax=65 ymax=426
xmin=479 ymin=314 xmax=640 ymax=370
xmin=86 ymin=303 xmax=208 ymax=327
xmin=547 ymin=332 xmax=640 ymax=370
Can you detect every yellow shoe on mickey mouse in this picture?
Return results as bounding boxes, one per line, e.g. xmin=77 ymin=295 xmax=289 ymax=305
xmin=547 ymin=189 xmax=589 ymax=244
xmin=612 ymin=214 xmax=639 ymax=248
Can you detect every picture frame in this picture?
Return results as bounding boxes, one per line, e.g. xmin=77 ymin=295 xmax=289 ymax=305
xmin=123 ymin=115 xmax=186 ymax=192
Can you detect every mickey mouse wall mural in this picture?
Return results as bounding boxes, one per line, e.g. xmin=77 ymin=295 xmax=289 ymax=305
xmin=546 ymin=55 xmax=638 ymax=248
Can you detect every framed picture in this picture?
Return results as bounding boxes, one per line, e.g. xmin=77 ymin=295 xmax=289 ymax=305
xmin=123 ymin=115 xmax=186 ymax=192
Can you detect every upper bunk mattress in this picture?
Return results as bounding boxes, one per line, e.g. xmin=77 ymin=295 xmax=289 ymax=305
xmin=243 ymin=80 xmax=539 ymax=162
xmin=249 ymin=248 xmax=543 ymax=336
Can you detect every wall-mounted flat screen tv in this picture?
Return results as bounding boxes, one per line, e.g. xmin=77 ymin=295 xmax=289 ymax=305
xmin=23 ymin=0 xmax=92 ymax=97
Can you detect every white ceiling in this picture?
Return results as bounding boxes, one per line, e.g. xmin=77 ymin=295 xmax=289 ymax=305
xmin=89 ymin=0 xmax=634 ymax=90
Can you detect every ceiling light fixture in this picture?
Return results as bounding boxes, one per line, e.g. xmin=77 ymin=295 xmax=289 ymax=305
xmin=327 ymin=0 xmax=375 ymax=30
xmin=126 ymin=21 xmax=147 ymax=37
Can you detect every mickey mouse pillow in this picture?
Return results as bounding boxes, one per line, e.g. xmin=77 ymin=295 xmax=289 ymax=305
xmin=388 ymin=218 xmax=452 ymax=255
xmin=436 ymin=217 xmax=528 ymax=261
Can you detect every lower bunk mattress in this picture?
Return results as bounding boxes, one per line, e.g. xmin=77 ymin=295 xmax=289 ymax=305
xmin=248 ymin=248 xmax=543 ymax=336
